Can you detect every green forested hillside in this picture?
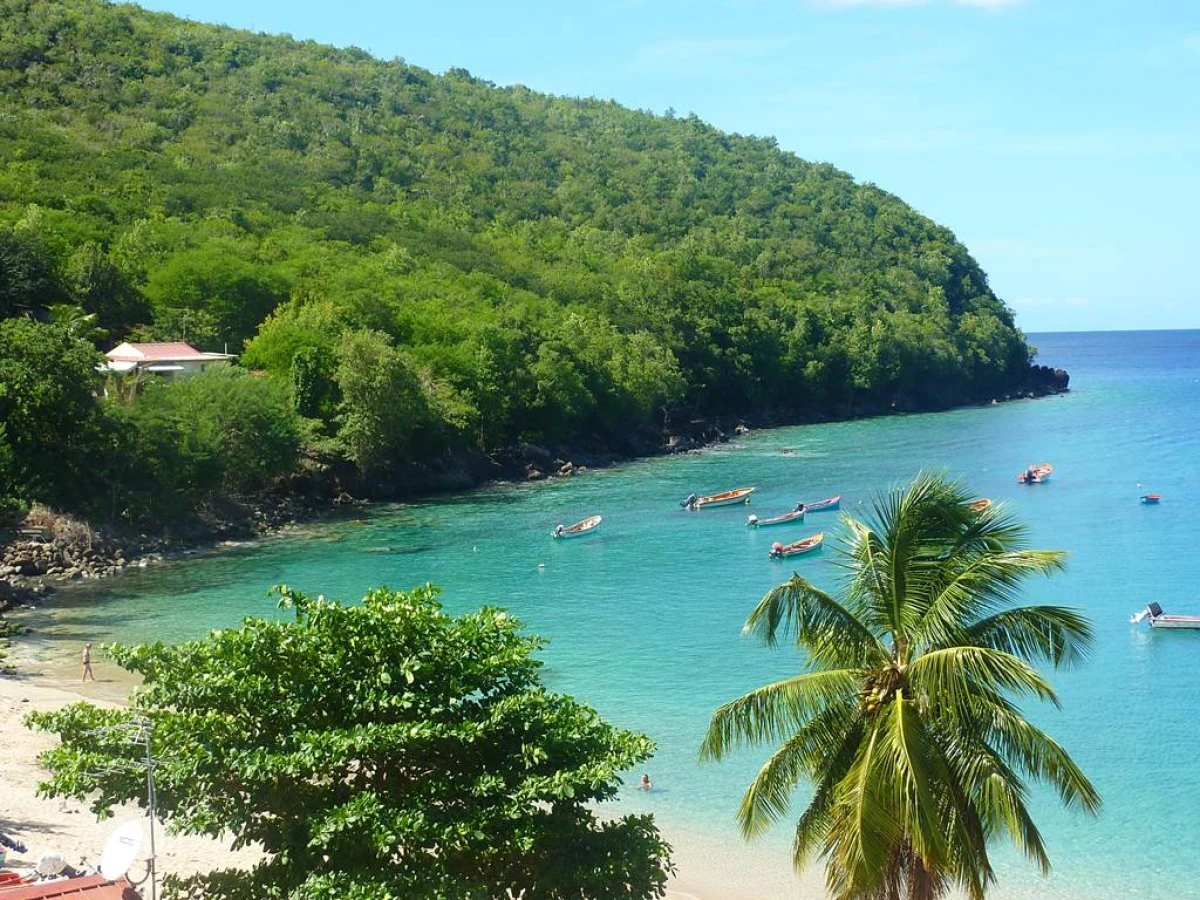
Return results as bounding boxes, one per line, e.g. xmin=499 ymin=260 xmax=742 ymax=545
xmin=0 ymin=0 xmax=1039 ymax=521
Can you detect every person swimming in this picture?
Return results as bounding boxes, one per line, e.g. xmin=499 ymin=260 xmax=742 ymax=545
xmin=639 ymin=773 xmax=652 ymax=791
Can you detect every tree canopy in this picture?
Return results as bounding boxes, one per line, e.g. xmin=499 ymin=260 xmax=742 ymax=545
xmin=0 ymin=0 xmax=1035 ymax=448
xmin=28 ymin=584 xmax=672 ymax=899
xmin=701 ymin=473 xmax=1100 ymax=900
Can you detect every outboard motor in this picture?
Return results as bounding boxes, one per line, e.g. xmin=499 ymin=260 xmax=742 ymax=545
xmin=747 ymin=515 xmax=759 ymax=526
xmin=1147 ymin=601 xmax=1163 ymax=618
xmin=681 ymin=494 xmax=698 ymax=509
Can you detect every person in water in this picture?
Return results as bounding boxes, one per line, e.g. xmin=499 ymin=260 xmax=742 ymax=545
xmin=639 ymin=773 xmax=652 ymax=791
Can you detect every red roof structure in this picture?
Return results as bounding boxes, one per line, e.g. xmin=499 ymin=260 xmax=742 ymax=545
xmin=105 ymin=342 xmax=226 ymax=362
xmin=0 ymin=876 xmax=140 ymax=899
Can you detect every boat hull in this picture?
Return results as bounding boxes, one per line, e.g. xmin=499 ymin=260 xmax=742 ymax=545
xmin=803 ymin=496 xmax=841 ymax=512
xmin=552 ymin=515 xmax=602 ymax=538
xmin=769 ymin=532 xmax=824 ymax=559
xmin=1018 ymin=464 xmax=1053 ymax=485
xmin=1149 ymin=617 xmax=1200 ymax=629
xmin=686 ymin=488 xmax=756 ymax=509
xmin=749 ymin=510 xmax=805 ymax=527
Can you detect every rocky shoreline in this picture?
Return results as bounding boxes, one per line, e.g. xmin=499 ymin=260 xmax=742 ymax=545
xmin=0 ymin=368 xmax=1070 ymax=616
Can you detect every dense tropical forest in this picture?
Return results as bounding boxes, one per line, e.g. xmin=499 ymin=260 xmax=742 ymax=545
xmin=0 ymin=0 xmax=1046 ymax=526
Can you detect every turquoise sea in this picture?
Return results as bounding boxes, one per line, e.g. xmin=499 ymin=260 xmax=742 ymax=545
xmin=18 ymin=329 xmax=1200 ymax=899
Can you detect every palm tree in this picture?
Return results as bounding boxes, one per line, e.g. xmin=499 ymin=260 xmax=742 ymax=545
xmin=701 ymin=472 xmax=1100 ymax=900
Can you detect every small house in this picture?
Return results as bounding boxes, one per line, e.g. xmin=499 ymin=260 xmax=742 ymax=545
xmin=104 ymin=342 xmax=234 ymax=380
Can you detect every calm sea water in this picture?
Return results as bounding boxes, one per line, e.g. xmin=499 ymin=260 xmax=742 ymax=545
xmin=18 ymin=330 xmax=1200 ymax=899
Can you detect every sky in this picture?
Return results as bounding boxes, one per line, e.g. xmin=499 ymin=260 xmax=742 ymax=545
xmin=133 ymin=0 xmax=1200 ymax=333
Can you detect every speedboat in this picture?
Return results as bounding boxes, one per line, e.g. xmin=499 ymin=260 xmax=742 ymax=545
xmin=1131 ymin=602 xmax=1200 ymax=629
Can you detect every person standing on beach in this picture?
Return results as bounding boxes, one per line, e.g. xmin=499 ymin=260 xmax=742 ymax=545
xmin=82 ymin=643 xmax=94 ymax=682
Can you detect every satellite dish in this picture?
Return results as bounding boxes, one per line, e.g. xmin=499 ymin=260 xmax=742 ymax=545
xmin=99 ymin=820 xmax=142 ymax=881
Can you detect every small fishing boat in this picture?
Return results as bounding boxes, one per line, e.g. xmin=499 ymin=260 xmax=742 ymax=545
xmin=748 ymin=507 xmax=806 ymax=528
xmin=1017 ymin=463 xmax=1053 ymax=485
xmin=1130 ymin=602 xmax=1200 ymax=630
xmin=551 ymin=515 xmax=602 ymax=539
xmin=682 ymin=488 xmax=756 ymax=510
xmin=801 ymin=495 xmax=841 ymax=512
xmin=769 ymin=532 xmax=824 ymax=559
xmin=969 ymin=498 xmax=992 ymax=513
xmin=1141 ymin=494 xmax=1161 ymax=504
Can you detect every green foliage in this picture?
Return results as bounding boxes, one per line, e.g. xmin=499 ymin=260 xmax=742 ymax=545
xmin=28 ymin=584 xmax=673 ymax=899
xmin=63 ymin=241 xmax=150 ymax=340
xmin=0 ymin=319 xmax=104 ymax=510
xmin=701 ymin=473 xmax=1100 ymax=900
xmin=117 ymin=367 xmax=301 ymax=497
xmin=0 ymin=225 xmax=66 ymax=317
xmin=334 ymin=330 xmax=437 ymax=471
xmin=0 ymin=0 xmax=1039 ymax=467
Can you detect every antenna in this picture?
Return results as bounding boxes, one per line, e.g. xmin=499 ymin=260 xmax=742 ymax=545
xmin=85 ymin=716 xmax=159 ymax=900
xmin=99 ymin=821 xmax=142 ymax=881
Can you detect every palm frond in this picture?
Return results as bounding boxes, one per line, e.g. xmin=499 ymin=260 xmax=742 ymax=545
xmin=979 ymin=702 xmax=1102 ymax=814
xmin=878 ymin=694 xmax=949 ymax=869
xmin=736 ymin=702 xmax=861 ymax=840
xmin=790 ymin=713 xmax=866 ymax=867
xmin=744 ymin=575 xmax=887 ymax=669
xmin=827 ymin=721 xmax=895 ymax=898
xmin=972 ymin=750 xmax=1051 ymax=874
xmin=913 ymin=551 xmax=1069 ymax=654
xmin=701 ymin=670 xmax=860 ymax=760
xmin=963 ymin=605 xmax=1093 ymax=668
xmin=908 ymin=645 xmax=1061 ymax=710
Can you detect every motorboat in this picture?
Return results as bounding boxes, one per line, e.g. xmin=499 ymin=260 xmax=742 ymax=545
xmin=551 ymin=515 xmax=602 ymax=538
xmin=769 ymin=532 xmax=824 ymax=559
xmin=748 ymin=507 xmax=805 ymax=527
xmin=682 ymin=488 xmax=755 ymax=510
xmin=1131 ymin=602 xmax=1200 ymax=630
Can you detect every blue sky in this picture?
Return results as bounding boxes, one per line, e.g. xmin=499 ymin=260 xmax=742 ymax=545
xmin=135 ymin=0 xmax=1200 ymax=332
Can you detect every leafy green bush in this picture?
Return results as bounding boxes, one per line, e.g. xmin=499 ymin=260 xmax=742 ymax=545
xmin=29 ymin=584 xmax=674 ymax=899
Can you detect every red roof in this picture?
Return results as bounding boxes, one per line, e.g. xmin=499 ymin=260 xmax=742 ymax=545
xmin=106 ymin=342 xmax=218 ymax=362
xmin=0 ymin=875 xmax=139 ymax=899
